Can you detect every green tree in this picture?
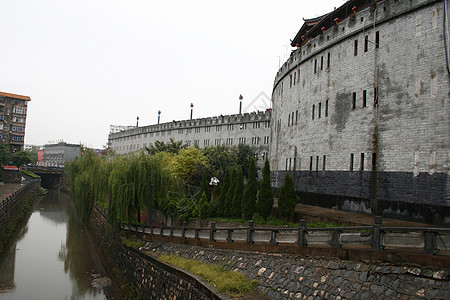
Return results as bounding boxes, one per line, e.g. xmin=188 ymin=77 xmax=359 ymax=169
xmin=200 ymin=173 xmax=211 ymax=202
xmin=242 ymin=157 xmax=257 ymax=220
xmin=198 ymin=192 xmax=211 ymax=219
xmin=236 ymin=144 xmax=254 ymax=179
xmin=231 ymin=167 xmax=244 ymax=218
xmin=278 ymin=172 xmax=299 ymax=220
xmin=0 ymin=144 xmax=10 ymax=165
xmin=11 ymin=151 xmax=31 ymax=167
xmin=217 ymin=167 xmax=231 ymax=217
xmin=203 ymin=145 xmax=237 ymax=178
xmin=256 ymin=158 xmax=274 ymax=219
xmin=170 ymin=147 xmax=207 ymax=184
xmin=224 ymin=167 xmax=237 ymax=217
xmin=146 ymin=138 xmax=187 ymax=155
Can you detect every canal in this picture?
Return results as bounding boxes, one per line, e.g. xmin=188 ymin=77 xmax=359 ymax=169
xmin=0 ymin=189 xmax=117 ymax=299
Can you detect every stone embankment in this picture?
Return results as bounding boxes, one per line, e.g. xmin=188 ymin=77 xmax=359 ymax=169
xmin=142 ymin=239 xmax=449 ymax=299
xmin=87 ymin=207 xmax=222 ymax=299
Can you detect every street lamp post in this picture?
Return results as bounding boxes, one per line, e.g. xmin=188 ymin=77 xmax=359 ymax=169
xmin=158 ymin=110 xmax=161 ymax=124
xmin=209 ymin=177 xmax=219 ymax=201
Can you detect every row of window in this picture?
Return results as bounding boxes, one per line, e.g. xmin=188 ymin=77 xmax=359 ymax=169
xmin=115 ymin=135 xmax=270 ymax=152
xmin=284 ymin=152 xmax=377 ymax=172
xmin=354 ymin=32 xmax=380 ymax=56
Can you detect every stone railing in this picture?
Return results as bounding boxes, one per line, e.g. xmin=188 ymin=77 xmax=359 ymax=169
xmin=123 ymin=216 xmax=450 ymax=256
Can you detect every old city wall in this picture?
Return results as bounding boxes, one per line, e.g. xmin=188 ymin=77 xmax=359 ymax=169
xmin=87 ymin=207 xmax=222 ymax=299
xmin=270 ymin=0 xmax=450 ymax=224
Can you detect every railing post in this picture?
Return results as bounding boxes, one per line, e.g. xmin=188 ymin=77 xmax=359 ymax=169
xmin=142 ymin=222 xmax=146 ymax=234
xmin=160 ymin=221 xmax=164 ymax=236
xmin=195 ymin=228 xmax=200 ymax=240
xmin=270 ymin=230 xmax=278 ymax=245
xmin=170 ymin=225 xmax=174 ymax=238
xmin=226 ymin=229 xmax=233 ymax=243
xmin=209 ymin=222 xmax=216 ymax=242
xmin=246 ymin=220 xmax=254 ymax=244
xmin=182 ymin=221 xmax=187 ymax=239
xmin=424 ymin=230 xmax=437 ymax=255
xmin=298 ymin=219 xmax=308 ymax=247
xmin=372 ymin=216 xmax=383 ymax=250
xmin=331 ymin=230 xmax=342 ymax=248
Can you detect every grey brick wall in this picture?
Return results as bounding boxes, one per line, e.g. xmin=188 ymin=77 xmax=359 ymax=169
xmin=270 ymin=0 xmax=449 ymax=223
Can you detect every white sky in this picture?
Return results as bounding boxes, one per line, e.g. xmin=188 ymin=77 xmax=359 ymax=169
xmin=0 ymin=0 xmax=345 ymax=149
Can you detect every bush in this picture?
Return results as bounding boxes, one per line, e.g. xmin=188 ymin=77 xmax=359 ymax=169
xmin=278 ymin=172 xmax=299 ymax=219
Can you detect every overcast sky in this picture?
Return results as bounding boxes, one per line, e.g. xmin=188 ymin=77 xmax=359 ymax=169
xmin=1 ymin=0 xmax=345 ymax=149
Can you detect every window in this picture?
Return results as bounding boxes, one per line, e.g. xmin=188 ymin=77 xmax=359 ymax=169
xmin=352 ymin=92 xmax=356 ymax=109
xmin=354 ymin=39 xmax=358 ymax=56
xmin=205 ymin=126 xmax=210 ymax=132
xmin=323 ymin=155 xmax=326 ymax=171
xmin=293 ymin=72 xmax=296 ymax=85
xmin=364 ymin=36 xmax=369 ymax=52
xmin=216 ymin=125 xmax=222 ymax=131
xmin=325 ymin=100 xmax=329 ymax=117
xmin=288 ymin=114 xmax=291 ymax=126
xmin=295 ymin=110 xmax=298 ymax=124
xmin=375 ymin=31 xmax=379 ymax=48
xmin=360 ymin=153 xmax=365 ymax=171
xmin=286 ymin=158 xmax=289 ymax=171
xmin=12 ymin=107 xmax=26 ymax=114
xmin=350 ymin=153 xmax=354 ymax=171
xmin=320 ymin=56 xmax=323 ymax=70
xmin=312 ymin=105 xmax=315 ymax=120
xmin=318 ymin=102 xmax=322 ymax=118
xmin=297 ymin=70 xmax=300 ymax=83
xmin=372 ymin=152 xmax=377 ymax=171
xmin=314 ymin=59 xmax=317 ymax=74
xmin=309 ymin=156 xmax=313 ymax=172
xmin=363 ymin=90 xmax=367 ymax=107
xmin=290 ymin=74 xmax=293 ymax=88
xmin=327 ymin=52 xmax=331 ymax=69
xmin=316 ymin=156 xmax=319 ymax=171
xmin=374 ymin=87 xmax=378 ymax=106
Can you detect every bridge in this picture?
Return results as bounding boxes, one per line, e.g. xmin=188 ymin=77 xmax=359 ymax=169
xmin=25 ymin=165 xmax=64 ymax=188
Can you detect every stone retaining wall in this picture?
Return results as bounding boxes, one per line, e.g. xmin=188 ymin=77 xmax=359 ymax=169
xmin=144 ymin=239 xmax=449 ymax=299
xmin=87 ymin=207 xmax=222 ymax=299
xmin=0 ymin=180 xmax=40 ymax=254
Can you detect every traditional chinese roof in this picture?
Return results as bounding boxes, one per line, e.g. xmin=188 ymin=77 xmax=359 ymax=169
xmin=291 ymin=0 xmax=375 ymax=47
xmin=0 ymin=91 xmax=31 ymax=101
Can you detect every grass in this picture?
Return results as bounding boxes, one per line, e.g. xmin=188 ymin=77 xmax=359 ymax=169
xmin=121 ymin=236 xmax=144 ymax=248
xmin=158 ymin=254 xmax=257 ymax=295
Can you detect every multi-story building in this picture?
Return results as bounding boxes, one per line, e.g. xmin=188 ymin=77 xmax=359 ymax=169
xmin=0 ymin=91 xmax=30 ymax=153
xmin=108 ymin=111 xmax=271 ymax=161
xmin=270 ymin=0 xmax=449 ymax=224
xmin=40 ymin=142 xmax=81 ymax=167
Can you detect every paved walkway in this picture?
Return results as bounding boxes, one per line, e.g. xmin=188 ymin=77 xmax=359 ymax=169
xmin=295 ymin=203 xmax=436 ymax=228
xmin=0 ymin=183 xmax=24 ymax=203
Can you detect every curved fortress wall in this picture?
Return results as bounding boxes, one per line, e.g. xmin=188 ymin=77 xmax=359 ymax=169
xmin=270 ymin=0 xmax=450 ymax=224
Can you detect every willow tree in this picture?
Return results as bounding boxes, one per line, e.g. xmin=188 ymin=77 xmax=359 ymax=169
xmin=107 ymin=152 xmax=174 ymax=226
xmin=66 ymin=149 xmax=107 ymax=223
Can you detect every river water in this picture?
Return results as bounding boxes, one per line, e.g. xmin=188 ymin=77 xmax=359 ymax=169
xmin=0 ymin=190 xmax=116 ymax=299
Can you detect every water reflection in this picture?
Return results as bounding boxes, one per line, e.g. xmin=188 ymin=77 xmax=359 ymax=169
xmin=0 ymin=190 xmax=115 ymax=299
